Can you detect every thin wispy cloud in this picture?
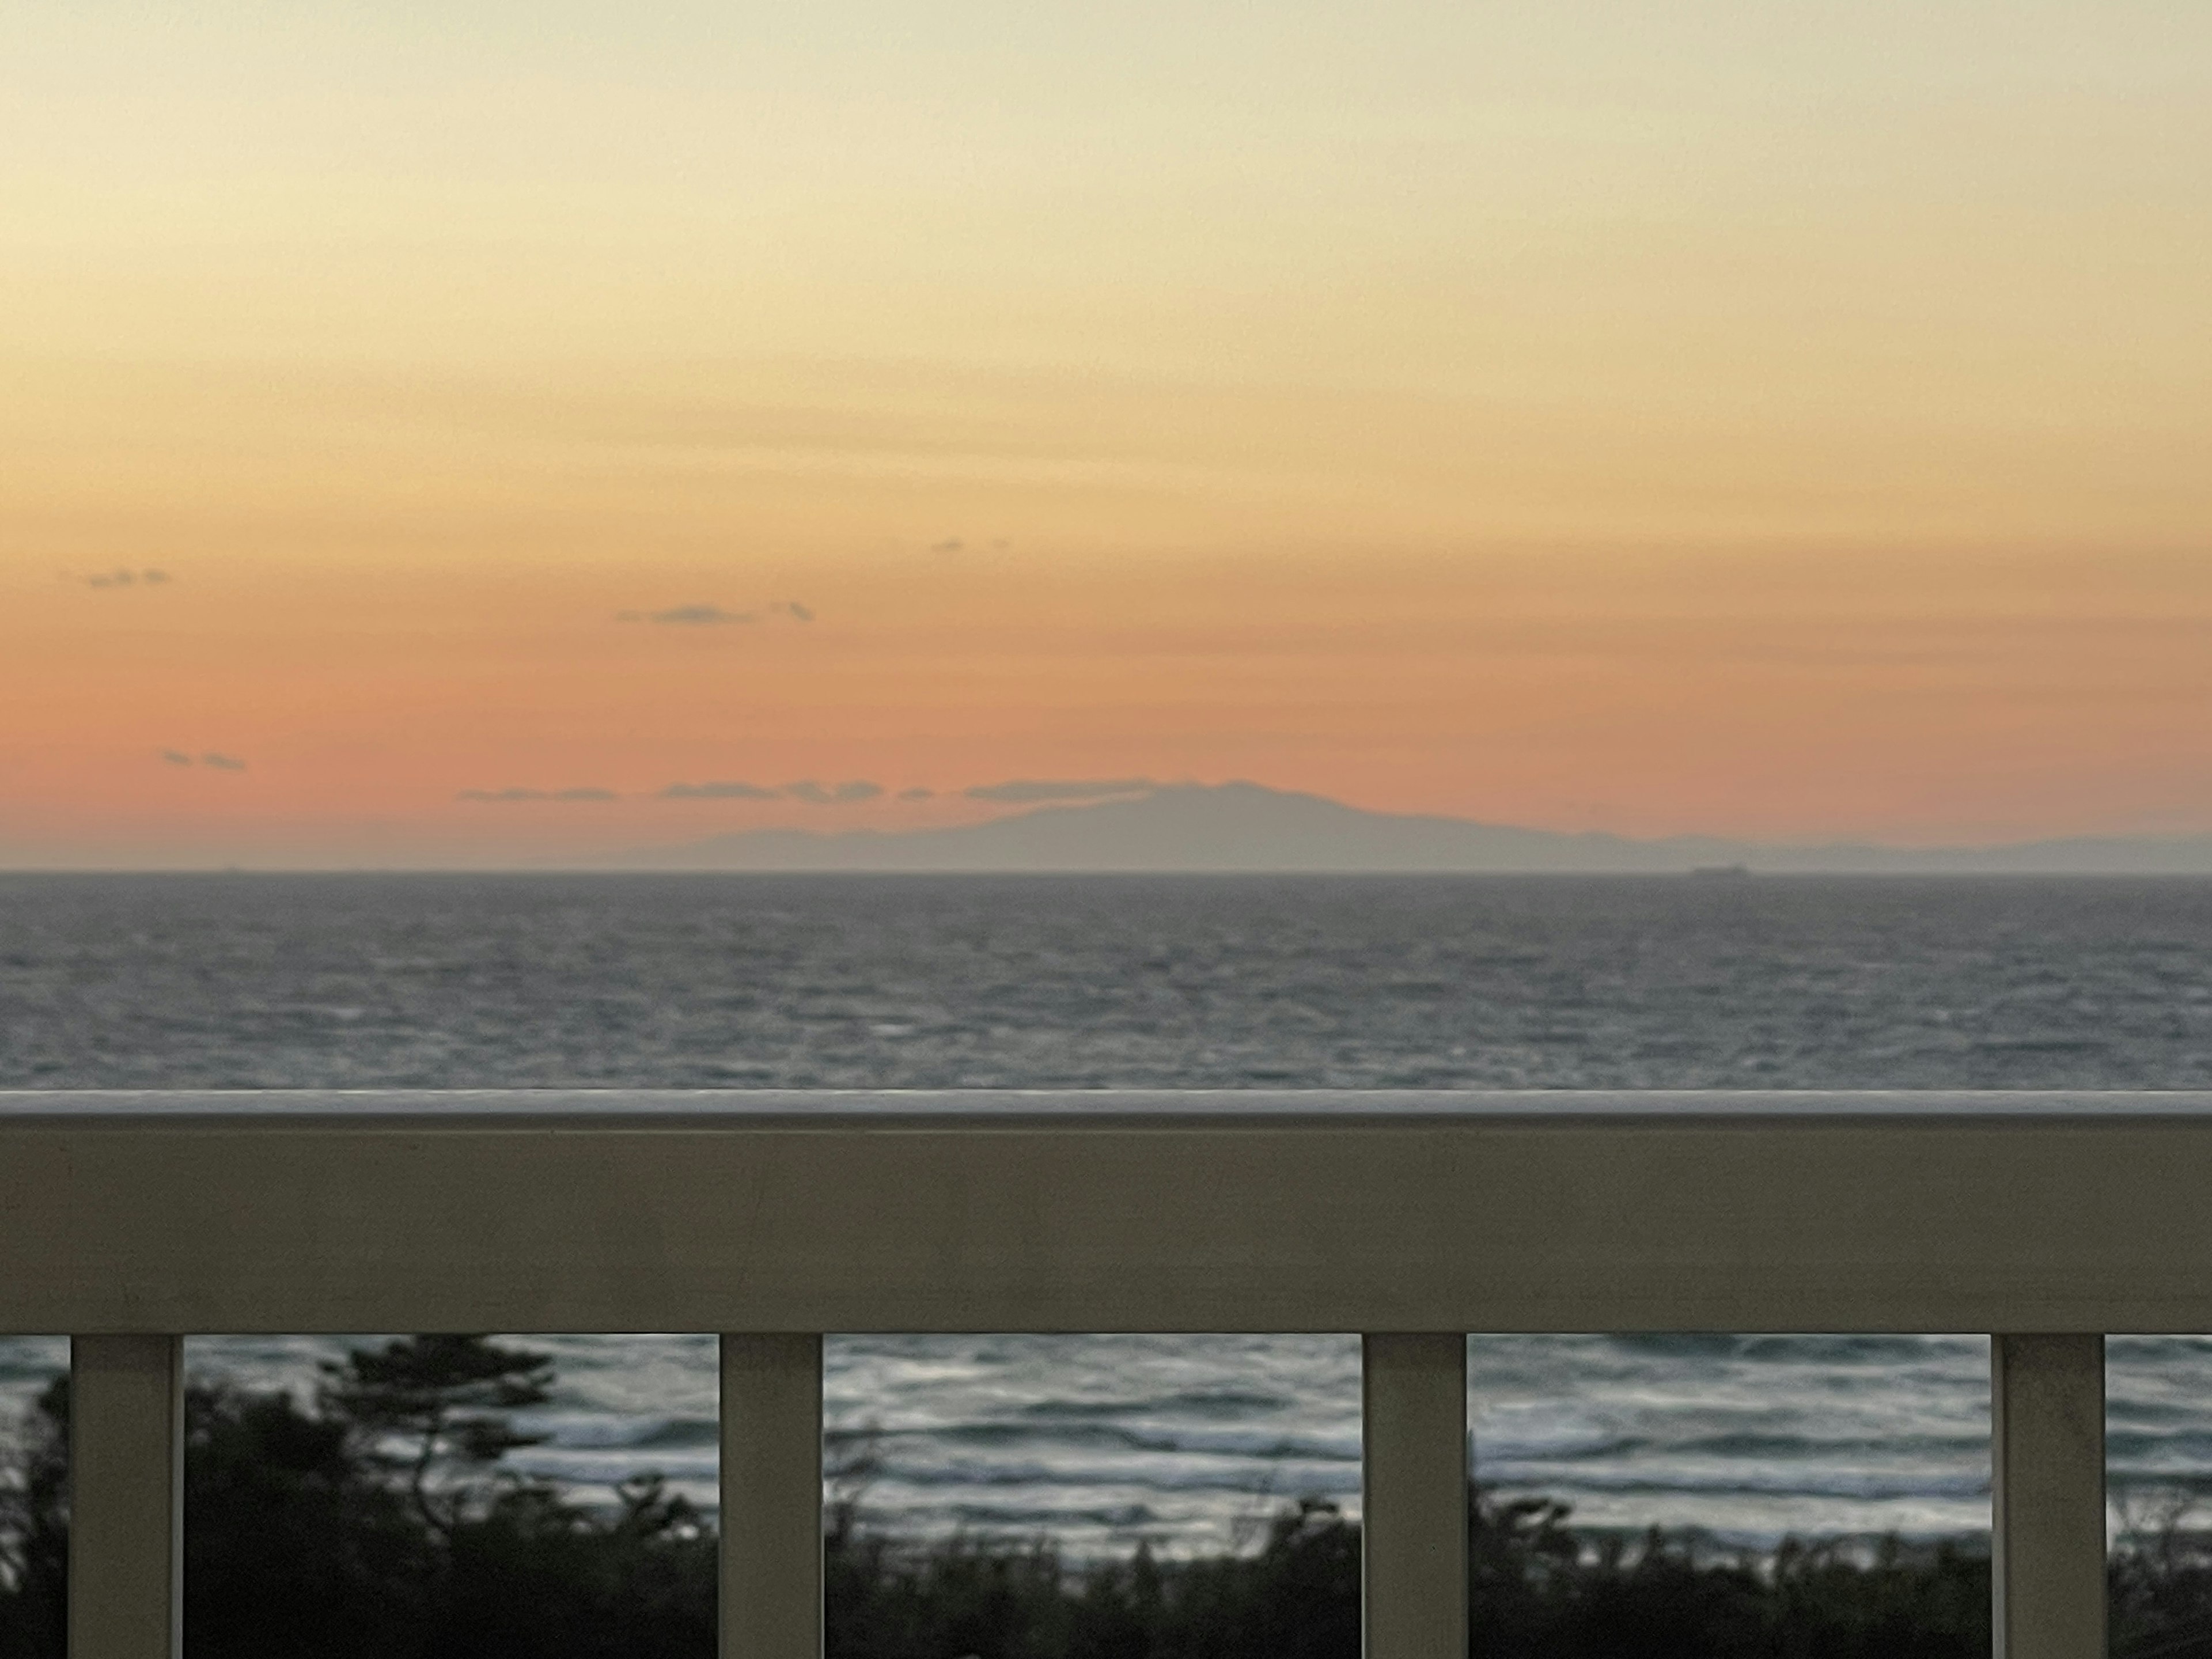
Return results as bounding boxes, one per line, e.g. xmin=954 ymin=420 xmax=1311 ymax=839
xmin=660 ymin=778 xmax=900 ymax=802
xmin=84 ymin=568 xmax=171 ymax=589
xmin=616 ymin=600 xmax=817 ymax=626
xmin=965 ymin=778 xmax=1156 ymax=804
xmin=782 ymin=780 xmax=883 ymax=804
xmin=158 ymin=749 xmax=246 ymax=770
xmin=661 ymin=780 xmax=779 ymax=800
xmin=617 ymin=604 xmax=757 ymax=626
xmin=457 ymin=786 xmax=618 ymax=802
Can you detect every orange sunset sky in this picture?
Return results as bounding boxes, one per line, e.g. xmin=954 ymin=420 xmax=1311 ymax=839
xmin=4 ymin=1 xmax=2209 ymax=866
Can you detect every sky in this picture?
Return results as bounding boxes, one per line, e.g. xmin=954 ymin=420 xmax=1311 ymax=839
xmin=3 ymin=0 xmax=2209 ymax=866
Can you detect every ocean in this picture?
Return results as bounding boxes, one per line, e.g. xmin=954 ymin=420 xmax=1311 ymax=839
xmin=3 ymin=872 xmax=2210 ymax=1555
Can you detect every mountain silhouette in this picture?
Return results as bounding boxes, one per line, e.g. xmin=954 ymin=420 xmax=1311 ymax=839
xmin=599 ymin=782 xmax=2212 ymax=874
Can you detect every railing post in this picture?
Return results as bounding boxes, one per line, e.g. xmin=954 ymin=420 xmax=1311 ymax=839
xmin=1993 ymin=1334 xmax=2107 ymax=1659
xmin=69 ymin=1335 xmax=183 ymax=1659
xmin=1362 ymin=1333 xmax=1468 ymax=1659
xmin=721 ymin=1334 xmax=824 ymax=1659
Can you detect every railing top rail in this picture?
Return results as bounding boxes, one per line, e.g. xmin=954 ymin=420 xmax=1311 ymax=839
xmin=6 ymin=1086 xmax=2212 ymax=1124
xmin=11 ymin=1089 xmax=2212 ymax=1333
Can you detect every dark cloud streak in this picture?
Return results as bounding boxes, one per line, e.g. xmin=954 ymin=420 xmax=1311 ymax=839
xmin=617 ymin=601 xmax=817 ymax=627
xmin=86 ymin=568 xmax=171 ymax=588
xmin=782 ymin=780 xmax=883 ymax=804
xmin=617 ymin=604 xmax=759 ymax=626
xmin=662 ymin=781 xmax=779 ymax=800
xmin=458 ymin=786 xmax=617 ymax=802
xmin=158 ymin=749 xmax=247 ymax=770
xmin=965 ymin=778 xmax=1156 ymax=804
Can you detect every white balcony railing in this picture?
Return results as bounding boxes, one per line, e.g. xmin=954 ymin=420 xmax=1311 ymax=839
xmin=11 ymin=1088 xmax=2208 ymax=1659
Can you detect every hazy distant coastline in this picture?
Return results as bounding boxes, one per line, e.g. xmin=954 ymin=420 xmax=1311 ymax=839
xmin=596 ymin=781 xmax=2212 ymax=876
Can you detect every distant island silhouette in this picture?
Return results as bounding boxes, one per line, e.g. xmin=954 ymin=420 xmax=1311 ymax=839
xmin=596 ymin=781 xmax=2212 ymax=875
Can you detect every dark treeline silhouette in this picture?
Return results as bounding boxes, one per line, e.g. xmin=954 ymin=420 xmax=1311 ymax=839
xmin=0 ymin=1336 xmax=2194 ymax=1658
xmin=0 ymin=1337 xmax=717 ymax=1659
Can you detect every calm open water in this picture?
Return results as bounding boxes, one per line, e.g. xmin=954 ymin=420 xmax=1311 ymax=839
xmin=4 ymin=873 xmax=2210 ymax=1554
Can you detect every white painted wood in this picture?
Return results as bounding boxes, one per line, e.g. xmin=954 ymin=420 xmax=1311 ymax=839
xmin=721 ymin=1334 xmax=823 ymax=1659
xmin=0 ymin=1093 xmax=2207 ymax=1332
xmin=9 ymin=1096 xmax=2171 ymax=1656
xmin=1993 ymin=1334 xmax=2107 ymax=1659
xmin=1362 ymin=1334 xmax=1468 ymax=1659
xmin=69 ymin=1335 xmax=181 ymax=1659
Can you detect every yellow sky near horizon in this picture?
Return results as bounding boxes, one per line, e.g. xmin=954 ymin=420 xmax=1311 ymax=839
xmin=4 ymin=0 xmax=2209 ymax=864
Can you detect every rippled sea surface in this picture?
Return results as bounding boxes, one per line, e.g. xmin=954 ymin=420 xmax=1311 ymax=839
xmin=5 ymin=873 xmax=2210 ymax=1553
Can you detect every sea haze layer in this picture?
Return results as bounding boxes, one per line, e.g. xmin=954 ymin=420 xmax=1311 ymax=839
xmin=3 ymin=873 xmax=2209 ymax=1554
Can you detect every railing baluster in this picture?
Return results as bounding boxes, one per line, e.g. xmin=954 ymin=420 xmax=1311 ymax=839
xmin=1362 ymin=1332 xmax=1468 ymax=1659
xmin=69 ymin=1335 xmax=183 ymax=1659
xmin=1992 ymin=1333 xmax=2107 ymax=1659
xmin=721 ymin=1333 xmax=825 ymax=1659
